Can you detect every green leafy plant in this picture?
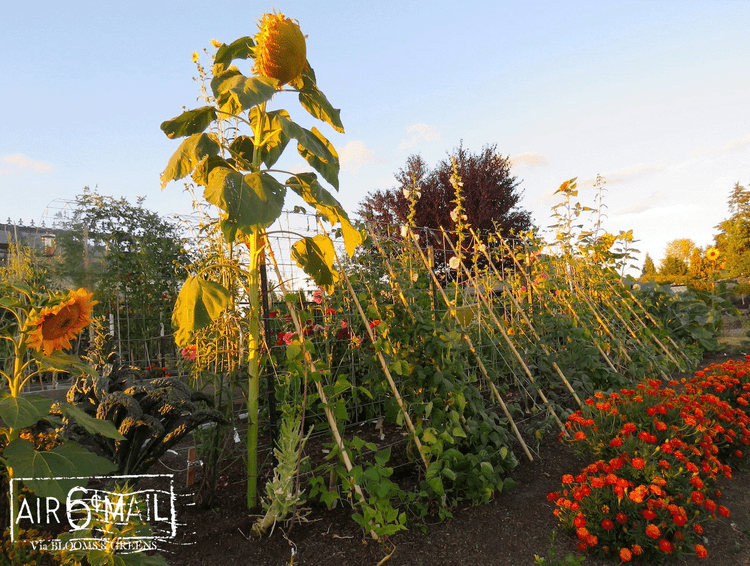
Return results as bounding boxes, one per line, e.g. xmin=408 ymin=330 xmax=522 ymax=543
xmin=160 ymin=11 xmax=362 ymax=508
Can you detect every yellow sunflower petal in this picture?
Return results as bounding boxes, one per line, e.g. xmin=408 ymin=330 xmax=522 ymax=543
xmin=26 ymin=288 xmax=97 ymax=355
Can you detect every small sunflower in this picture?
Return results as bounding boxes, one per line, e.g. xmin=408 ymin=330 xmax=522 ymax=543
xmin=26 ymin=288 xmax=97 ymax=355
xmin=705 ymin=247 xmax=721 ymax=262
xmin=252 ymin=12 xmax=307 ymax=87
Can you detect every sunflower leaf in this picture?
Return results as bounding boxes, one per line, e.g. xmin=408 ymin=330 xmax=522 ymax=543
xmin=161 ymin=133 xmax=221 ymax=189
xmin=0 ymin=394 xmax=52 ymax=429
xmin=286 ymin=173 xmax=362 ymax=257
xmin=212 ymin=73 xmax=278 ymax=116
xmin=56 ymin=403 xmax=125 ymax=440
xmin=4 ymin=439 xmax=116 ymax=501
xmin=291 ymin=235 xmax=338 ymax=291
xmin=213 ymin=36 xmax=256 ymax=76
xmin=160 ymin=106 xmax=218 ymax=139
xmin=297 ymin=67 xmax=344 ymax=134
xmin=172 ymin=276 xmax=230 ymax=347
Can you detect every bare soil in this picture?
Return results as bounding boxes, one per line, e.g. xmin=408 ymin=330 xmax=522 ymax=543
xmin=161 ymin=354 xmax=750 ymax=566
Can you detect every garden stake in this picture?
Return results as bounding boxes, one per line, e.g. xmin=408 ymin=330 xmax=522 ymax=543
xmin=465 ymin=229 xmax=582 ymax=409
xmin=323 ymin=221 xmax=430 ymax=472
xmin=265 ymin=240 xmax=379 ymax=540
xmin=405 ymin=231 xmax=551 ymax=453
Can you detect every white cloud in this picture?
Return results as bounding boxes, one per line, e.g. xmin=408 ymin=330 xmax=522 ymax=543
xmin=718 ymin=133 xmax=750 ymax=152
xmin=0 ymin=153 xmax=52 ymax=175
xmin=579 ymin=163 xmax=662 ymax=188
xmin=614 ymin=192 xmax=666 ymax=216
xmin=398 ymin=123 xmax=442 ymax=150
xmin=509 ymin=152 xmax=548 ymax=168
xmin=339 ymin=140 xmax=375 ymax=173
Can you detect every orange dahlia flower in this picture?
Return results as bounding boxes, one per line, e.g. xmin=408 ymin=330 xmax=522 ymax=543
xmin=253 ymin=12 xmax=307 ymax=86
xmin=26 ymin=288 xmax=97 ymax=355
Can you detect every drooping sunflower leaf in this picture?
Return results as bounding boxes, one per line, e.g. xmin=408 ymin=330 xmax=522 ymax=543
xmin=31 ymin=350 xmax=97 ymax=377
xmin=204 ymin=168 xmax=286 ymax=239
xmin=291 ymin=234 xmax=338 ymax=290
xmin=4 ymin=439 xmax=117 ymax=500
xmin=0 ymin=394 xmax=52 ymax=429
xmin=212 ymin=72 xmax=278 ymax=116
xmin=160 ymin=106 xmax=217 ymax=139
xmin=192 ymin=155 xmax=233 ymax=187
xmin=248 ymin=108 xmax=293 ymax=169
xmin=213 ymin=36 xmax=256 ymax=76
xmin=160 ymin=133 xmax=220 ymax=189
xmin=172 ymin=275 xmax=230 ymax=347
xmin=297 ymin=67 xmax=344 ymax=134
xmin=278 ymin=119 xmax=339 ymax=189
xmin=56 ymin=403 xmax=124 ymax=440
xmin=286 ymin=173 xmax=362 ymax=257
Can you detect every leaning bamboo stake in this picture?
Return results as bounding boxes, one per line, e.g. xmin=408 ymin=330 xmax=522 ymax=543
xmin=494 ymin=232 xmax=621 ymax=376
xmin=464 ymin=229 xmax=582 ymax=409
xmin=264 ymin=235 xmax=378 ymax=539
xmin=407 ymin=231 xmax=564 ymax=445
xmin=320 ymin=221 xmax=430 ymax=472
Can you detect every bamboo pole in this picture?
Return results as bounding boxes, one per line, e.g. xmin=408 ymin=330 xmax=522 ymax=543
xmin=463 ymin=229 xmax=583 ymax=408
xmin=405 ymin=231 xmax=562 ymax=446
xmin=264 ymin=235 xmax=378 ymax=539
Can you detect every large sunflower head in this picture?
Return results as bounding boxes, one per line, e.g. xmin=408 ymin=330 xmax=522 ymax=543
xmin=252 ymin=12 xmax=307 ymax=87
xmin=26 ymin=288 xmax=97 ymax=355
xmin=705 ymin=247 xmax=721 ymax=262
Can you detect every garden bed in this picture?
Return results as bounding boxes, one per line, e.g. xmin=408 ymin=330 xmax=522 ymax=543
xmin=160 ymin=353 xmax=750 ymax=566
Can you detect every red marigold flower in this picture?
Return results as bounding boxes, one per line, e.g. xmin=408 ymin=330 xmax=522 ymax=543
xmin=719 ymin=505 xmax=730 ymax=517
xmin=693 ymin=524 xmax=704 ymax=534
xmin=659 ymin=539 xmax=673 ymax=554
xmin=658 ymin=459 xmax=671 ymax=470
xmin=631 ymin=544 xmax=643 ymax=556
xmin=601 ymin=519 xmax=614 ymax=531
xmin=695 ymin=544 xmax=708 ymax=558
xmin=619 ymin=548 xmax=632 ymax=562
xmin=591 ymin=477 xmax=605 ymax=489
xmin=562 ymin=474 xmax=574 ymax=484
xmin=586 ymin=534 xmax=598 ymax=547
xmin=642 ymin=509 xmax=657 ymax=521
xmin=672 ymin=513 xmax=687 ymax=527
xmin=616 ymin=512 xmax=628 ymax=524
xmin=576 ymin=527 xmax=589 ymax=540
xmin=575 ymin=431 xmax=586 ymax=440
xmin=577 ymin=541 xmax=587 ymax=552
xmin=609 ymin=437 xmax=624 ymax=448
xmin=547 ymin=492 xmax=558 ymax=501
xmin=691 ymin=491 xmax=705 ymax=506
xmin=631 ymin=457 xmax=646 ymax=469
xmin=646 ymin=524 xmax=661 ymax=539
xmin=690 ymin=476 xmax=704 ymax=489
xmin=574 ymin=514 xmax=586 ymax=528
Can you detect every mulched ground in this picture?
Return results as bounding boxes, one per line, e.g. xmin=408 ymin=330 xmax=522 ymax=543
xmin=160 ymin=353 xmax=750 ymax=566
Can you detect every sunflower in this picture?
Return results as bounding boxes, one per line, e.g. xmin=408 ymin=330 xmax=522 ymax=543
xmin=705 ymin=247 xmax=721 ymax=262
xmin=26 ymin=288 xmax=97 ymax=355
xmin=252 ymin=12 xmax=307 ymax=87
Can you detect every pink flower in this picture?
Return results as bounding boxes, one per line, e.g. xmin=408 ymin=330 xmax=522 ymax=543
xmin=181 ymin=345 xmax=197 ymax=361
xmin=312 ymin=288 xmax=324 ymax=305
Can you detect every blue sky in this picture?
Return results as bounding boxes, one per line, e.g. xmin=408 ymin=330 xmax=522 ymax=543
xmin=2 ymin=0 xmax=749 ymax=268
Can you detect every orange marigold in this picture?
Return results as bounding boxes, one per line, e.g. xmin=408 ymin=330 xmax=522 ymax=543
xmin=645 ymin=524 xmax=661 ymax=539
xmin=695 ymin=544 xmax=708 ymax=558
xmin=619 ymin=548 xmax=632 ymax=562
xmin=26 ymin=288 xmax=97 ymax=355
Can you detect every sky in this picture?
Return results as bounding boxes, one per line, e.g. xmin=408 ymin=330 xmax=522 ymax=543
xmin=2 ymin=0 xmax=749 ymax=271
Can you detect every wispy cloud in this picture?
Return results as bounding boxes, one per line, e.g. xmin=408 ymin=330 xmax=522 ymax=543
xmin=579 ymin=163 xmax=662 ymax=188
xmin=718 ymin=133 xmax=750 ymax=152
xmin=339 ymin=140 xmax=375 ymax=173
xmin=614 ymin=191 xmax=666 ymax=216
xmin=510 ymin=152 xmax=548 ymax=168
xmin=398 ymin=123 xmax=442 ymax=150
xmin=0 ymin=153 xmax=52 ymax=175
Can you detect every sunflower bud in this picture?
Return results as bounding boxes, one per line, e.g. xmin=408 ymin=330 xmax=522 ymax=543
xmin=252 ymin=12 xmax=307 ymax=86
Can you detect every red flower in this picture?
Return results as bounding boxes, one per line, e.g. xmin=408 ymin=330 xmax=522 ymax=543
xmin=695 ymin=544 xmax=708 ymax=558
xmin=619 ymin=548 xmax=632 ymax=562
xmin=631 ymin=457 xmax=646 ymax=469
xmin=658 ymin=539 xmax=673 ymax=554
xmin=369 ymin=319 xmax=381 ymax=328
xmin=601 ymin=519 xmax=614 ymax=531
xmin=718 ymin=505 xmax=730 ymax=517
xmin=616 ymin=512 xmax=628 ymax=524
xmin=645 ymin=524 xmax=661 ymax=539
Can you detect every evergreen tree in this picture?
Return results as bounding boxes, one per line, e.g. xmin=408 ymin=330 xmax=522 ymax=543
xmin=641 ymin=253 xmax=656 ymax=279
xmin=715 ymin=182 xmax=750 ymax=276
